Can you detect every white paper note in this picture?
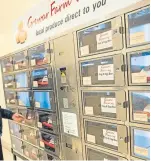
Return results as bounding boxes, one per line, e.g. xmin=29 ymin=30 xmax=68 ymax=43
xmin=134 ymin=113 xmax=148 ymax=122
xmin=38 ymin=122 xmax=42 ymax=128
xmin=103 ymin=129 xmax=118 ymax=146
xmin=31 ymin=59 xmax=36 ymax=66
xmin=98 ymin=64 xmax=114 ymax=80
xmin=35 ymin=102 xmax=40 ymax=108
xmin=63 ymin=98 xmax=69 ymax=108
xmin=96 ymin=30 xmax=113 ymax=50
xmin=85 ymin=106 xmax=94 ymax=115
xmin=15 ymin=64 xmax=19 ymax=70
xmin=83 ymin=77 xmax=92 ymax=85
xmin=40 ymin=141 xmax=45 ymax=148
xmin=130 ymin=32 xmax=145 ymax=45
xmin=134 ymin=146 xmax=148 ymax=157
xmin=80 ymin=45 xmax=89 ymax=56
xmin=87 ymin=134 xmax=96 ymax=143
xmin=101 ymin=97 xmax=116 ymax=113
xmin=33 ymin=81 xmax=38 ymax=87
xmin=62 ymin=112 xmax=78 ymax=137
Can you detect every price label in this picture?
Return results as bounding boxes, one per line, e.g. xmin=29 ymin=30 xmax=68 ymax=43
xmin=103 ymin=129 xmax=118 ymax=146
xmin=24 ymin=135 xmax=27 ymax=140
xmin=31 ymin=59 xmax=36 ymax=66
xmin=38 ymin=122 xmax=42 ymax=128
xmin=3 ymin=68 xmax=6 ymax=72
xmin=101 ymin=97 xmax=116 ymax=113
xmin=15 ymin=64 xmax=19 ymax=70
xmin=83 ymin=77 xmax=92 ymax=85
xmin=80 ymin=45 xmax=89 ymax=56
xmin=96 ymin=30 xmax=113 ymax=50
xmin=63 ymin=98 xmax=69 ymax=109
xmin=40 ymin=141 xmax=45 ymax=148
xmin=130 ymin=32 xmax=145 ymax=45
xmin=85 ymin=106 xmax=94 ymax=115
xmin=98 ymin=64 xmax=114 ymax=81
xmin=16 ymin=82 xmax=20 ymax=88
xmin=33 ymin=81 xmax=38 ymax=87
xmin=35 ymin=102 xmax=40 ymax=108
xmin=87 ymin=134 xmax=96 ymax=143
xmin=134 ymin=113 xmax=148 ymax=122
xmin=132 ymin=70 xmax=148 ymax=83
xmin=134 ymin=146 xmax=148 ymax=157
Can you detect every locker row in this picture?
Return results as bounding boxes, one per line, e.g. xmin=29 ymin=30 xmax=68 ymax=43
xmin=10 ymin=119 xmax=150 ymax=160
xmin=8 ymin=108 xmax=58 ymax=133
xmin=5 ymin=90 xmax=55 ymax=112
xmin=11 ymin=135 xmax=59 ymax=160
xmin=1 ymin=44 xmax=50 ymax=73
xmin=3 ymin=49 xmax=150 ymax=89
xmin=6 ymin=88 xmax=150 ymax=124
xmin=78 ymin=6 xmax=150 ymax=57
xmin=3 ymin=66 xmax=53 ymax=89
xmin=10 ymin=122 xmax=60 ymax=156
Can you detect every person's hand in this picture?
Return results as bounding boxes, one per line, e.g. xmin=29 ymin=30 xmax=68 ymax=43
xmin=12 ymin=113 xmax=25 ymax=122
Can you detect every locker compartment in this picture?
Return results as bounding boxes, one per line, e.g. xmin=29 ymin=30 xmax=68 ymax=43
xmin=77 ymin=17 xmax=123 ymax=56
xmin=82 ymin=90 xmax=126 ymax=121
xmin=2 ymin=57 xmax=13 ymax=73
xmin=39 ymin=131 xmax=59 ymax=155
xmin=128 ymin=50 xmax=150 ymax=85
xmin=11 ymin=136 xmax=23 ymax=154
xmin=87 ymin=147 xmax=126 ymax=160
xmin=5 ymin=91 xmax=17 ymax=105
xmin=28 ymin=44 xmax=50 ymax=66
xmin=80 ymin=54 xmax=124 ymax=86
xmin=126 ymin=6 xmax=150 ymax=47
xmin=9 ymin=121 xmax=21 ymax=138
xmin=15 ymin=71 xmax=30 ymax=88
xmin=33 ymin=90 xmax=55 ymax=111
xmin=21 ymin=125 xmax=38 ymax=145
xmin=4 ymin=75 xmax=15 ymax=89
xmin=37 ymin=111 xmax=58 ymax=133
xmin=13 ymin=51 xmax=28 ymax=70
xmin=23 ymin=142 xmax=39 ymax=160
xmin=17 ymin=91 xmax=32 ymax=108
xmin=18 ymin=109 xmax=36 ymax=126
xmin=131 ymin=128 xmax=150 ymax=160
xmin=39 ymin=150 xmax=59 ymax=160
xmin=85 ymin=120 xmax=128 ymax=154
xmin=31 ymin=66 xmax=53 ymax=89
xmin=130 ymin=91 xmax=150 ymax=124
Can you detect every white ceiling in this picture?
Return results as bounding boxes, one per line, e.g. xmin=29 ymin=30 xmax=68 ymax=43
xmin=0 ymin=0 xmax=41 ymax=55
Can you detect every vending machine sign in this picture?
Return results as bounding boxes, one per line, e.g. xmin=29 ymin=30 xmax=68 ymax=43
xmin=127 ymin=7 xmax=150 ymax=46
xmin=13 ymin=52 xmax=28 ymax=70
xmin=131 ymin=92 xmax=150 ymax=123
xmin=15 ymin=72 xmax=29 ymax=88
xmin=133 ymin=129 xmax=150 ymax=160
xmin=17 ymin=91 xmax=31 ymax=107
xmin=28 ymin=44 xmax=50 ymax=66
xmin=130 ymin=51 xmax=150 ymax=84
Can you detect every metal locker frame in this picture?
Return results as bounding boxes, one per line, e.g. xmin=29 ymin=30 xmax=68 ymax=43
xmin=81 ymin=87 xmax=127 ymax=121
xmin=127 ymin=48 xmax=150 ymax=86
xmin=130 ymin=127 xmax=150 ymax=160
xmin=79 ymin=53 xmax=125 ymax=87
xmin=128 ymin=87 xmax=150 ymax=125
xmin=84 ymin=119 xmax=128 ymax=154
xmin=31 ymin=65 xmax=54 ymax=90
xmin=13 ymin=50 xmax=29 ymax=71
xmin=125 ymin=5 xmax=150 ymax=48
xmin=14 ymin=70 xmax=31 ymax=89
xmin=28 ymin=43 xmax=51 ymax=67
xmin=77 ymin=16 xmax=123 ymax=57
